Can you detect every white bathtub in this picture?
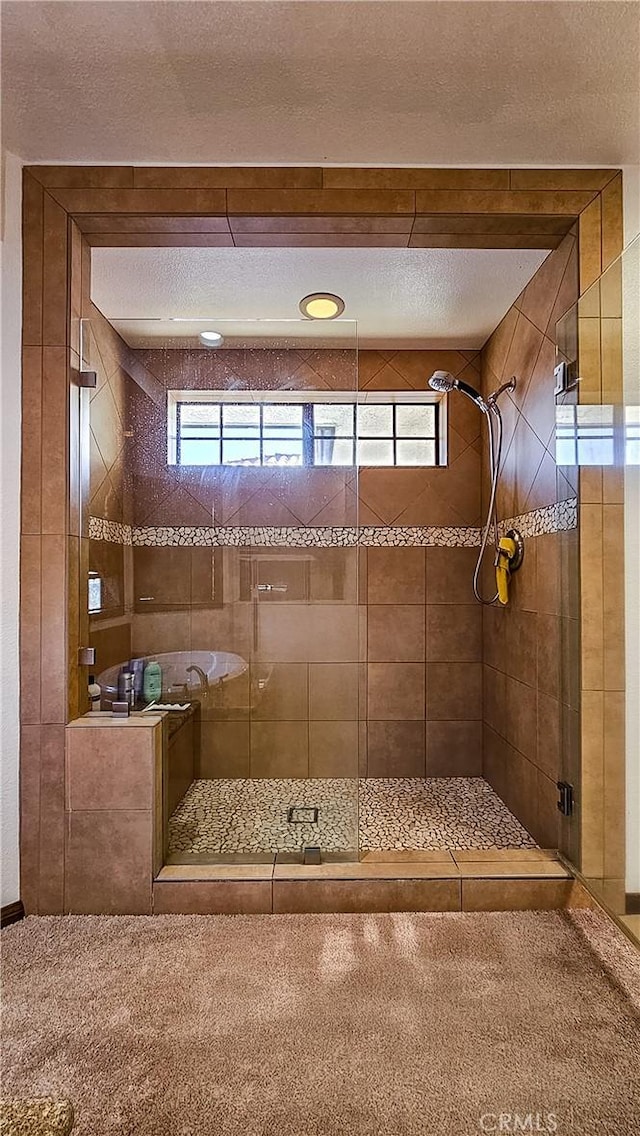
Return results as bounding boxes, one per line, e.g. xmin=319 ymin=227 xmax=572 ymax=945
xmin=97 ymin=650 xmax=248 ymax=701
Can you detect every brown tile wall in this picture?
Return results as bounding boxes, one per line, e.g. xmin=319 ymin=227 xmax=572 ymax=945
xmin=366 ymin=546 xmax=482 ymax=777
xmin=127 ymin=346 xmax=481 ymax=528
xmin=20 ymin=179 xmax=80 ymax=913
xmin=85 ymin=305 xmax=134 ymax=675
xmin=480 ymin=234 xmax=580 ymax=849
xmin=120 ymin=345 xmax=482 ymax=778
xmin=29 ymin=164 xmax=616 ymax=251
xmin=479 ymin=197 xmax=626 ymax=878
xmin=483 ymin=231 xmax=579 ymax=520
xmin=64 ymin=717 xmax=163 ymax=913
xmin=481 ymin=528 xmax=580 ymax=849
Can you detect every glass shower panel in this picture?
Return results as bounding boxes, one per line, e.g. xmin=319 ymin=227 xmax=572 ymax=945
xmin=554 ymin=236 xmax=639 ymax=918
xmin=82 ymin=316 xmax=359 ymax=864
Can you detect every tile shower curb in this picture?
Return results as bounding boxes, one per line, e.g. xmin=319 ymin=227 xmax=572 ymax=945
xmin=89 ymin=498 xmax=577 ymax=548
xmin=156 ymin=857 xmax=571 ymax=882
xmin=152 ymin=861 xmax=589 ymax=917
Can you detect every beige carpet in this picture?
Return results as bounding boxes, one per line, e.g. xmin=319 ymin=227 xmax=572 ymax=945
xmin=2 ymin=911 xmax=640 ymax=1135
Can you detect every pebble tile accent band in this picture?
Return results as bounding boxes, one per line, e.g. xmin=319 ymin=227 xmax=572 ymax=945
xmin=500 ymin=498 xmax=577 ymax=539
xmin=168 ymin=776 xmax=537 ymax=857
xmin=88 ymin=517 xmax=132 ymax=544
xmin=132 ymin=524 xmax=483 ymax=548
xmin=89 ymin=499 xmax=577 ymax=549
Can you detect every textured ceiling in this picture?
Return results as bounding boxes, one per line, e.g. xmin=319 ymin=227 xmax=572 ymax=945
xmin=91 ymin=246 xmax=548 ymax=348
xmin=2 ymin=1 xmax=639 ymax=165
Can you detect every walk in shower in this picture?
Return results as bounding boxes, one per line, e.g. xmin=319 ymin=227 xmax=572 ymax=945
xmin=82 ymin=235 xmax=582 ymax=868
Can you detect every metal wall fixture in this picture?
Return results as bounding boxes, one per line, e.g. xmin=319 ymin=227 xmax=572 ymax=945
xmin=427 ymin=369 xmax=521 ymax=605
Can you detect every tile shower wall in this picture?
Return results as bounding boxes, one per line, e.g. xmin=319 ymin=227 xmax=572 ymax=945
xmin=480 ymin=232 xmax=580 ymax=848
xmin=89 ymin=336 xmax=483 ymax=778
xmin=365 ymin=545 xmax=482 ymax=777
xmin=86 ymin=307 xmax=133 ymax=674
xmin=127 ymin=345 xmax=482 ymax=530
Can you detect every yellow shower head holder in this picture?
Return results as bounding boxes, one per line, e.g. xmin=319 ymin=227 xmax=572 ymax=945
xmin=494 ymin=528 xmax=524 ymax=606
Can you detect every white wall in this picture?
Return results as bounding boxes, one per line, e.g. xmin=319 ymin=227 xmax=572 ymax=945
xmin=0 ymin=151 xmax=22 ymax=908
xmin=623 ymin=166 xmax=640 ymax=893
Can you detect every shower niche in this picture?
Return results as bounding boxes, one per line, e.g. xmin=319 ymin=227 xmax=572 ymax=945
xmin=239 ymin=549 xmax=351 ymax=604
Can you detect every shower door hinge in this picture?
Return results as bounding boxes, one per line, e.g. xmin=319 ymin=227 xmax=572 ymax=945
xmin=78 ymin=646 xmax=96 ymax=666
xmin=554 ymin=360 xmax=579 ymax=396
xmin=78 ymin=370 xmax=97 ymax=389
xmin=557 ymin=781 xmax=574 ymax=817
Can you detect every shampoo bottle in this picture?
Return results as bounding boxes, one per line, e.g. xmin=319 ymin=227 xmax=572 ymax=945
xmin=143 ymin=660 xmax=162 ymax=704
xmin=87 ymin=675 xmax=101 ymax=713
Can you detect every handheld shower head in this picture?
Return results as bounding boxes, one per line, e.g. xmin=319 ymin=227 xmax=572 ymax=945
xmin=428 ymin=370 xmax=487 ymax=411
xmin=427 ymin=368 xmax=520 ymax=606
xmin=428 ymin=370 xmax=457 ymax=393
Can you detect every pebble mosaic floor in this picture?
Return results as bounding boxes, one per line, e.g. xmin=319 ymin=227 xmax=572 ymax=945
xmin=168 ymin=777 xmax=537 ymax=857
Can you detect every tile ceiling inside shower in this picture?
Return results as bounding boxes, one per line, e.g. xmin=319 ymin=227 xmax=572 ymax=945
xmin=91 ymin=246 xmax=547 ymax=350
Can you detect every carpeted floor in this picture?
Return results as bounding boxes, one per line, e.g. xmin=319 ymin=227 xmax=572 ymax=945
xmin=2 ymin=910 xmax=640 ymax=1135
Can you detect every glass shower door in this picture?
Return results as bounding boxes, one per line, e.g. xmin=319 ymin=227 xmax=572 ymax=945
xmin=242 ymin=321 xmax=360 ymax=862
xmin=554 ymin=237 xmax=639 ymax=915
xmin=82 ymin=313 xmax=359 ymax=865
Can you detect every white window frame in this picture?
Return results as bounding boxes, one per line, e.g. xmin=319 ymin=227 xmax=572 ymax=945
xmin=167 ymin=389 xmax=447 ymax=468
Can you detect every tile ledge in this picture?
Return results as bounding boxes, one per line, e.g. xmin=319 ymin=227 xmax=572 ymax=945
xmin=457 ymin=862 xmax=571 ymax=880
xmin=157 ymin=861 xmax=570 ymax=884
xmin=67 ymin=713 xmax=165 ymax=728
xmin=452 ymin=848 xmax=556 ymax=863
xmin=273 ymin=863 xmax=460 ymax=881
xmin=157 ymin=865 xmax=273 ymax=882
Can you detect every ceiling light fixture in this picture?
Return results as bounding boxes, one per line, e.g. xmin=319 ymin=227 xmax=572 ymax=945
xmin=299 ymin=293 xmax=345 ymax=320
xmin=199 ymin=330 xmax=224 ymax=347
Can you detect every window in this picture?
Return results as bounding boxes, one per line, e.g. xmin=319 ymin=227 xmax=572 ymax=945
xmin=169 ymin=392 xmax=442 ymax=468
xmin=555 ymin=405 xmax=615 ymax=466
xmin=627 ymin=406 xmax=640 ymax=465
xmin=88 ymin=573 xmax=103 ymax=614
xmin=555 ymin=404 xmax=640 ymax=468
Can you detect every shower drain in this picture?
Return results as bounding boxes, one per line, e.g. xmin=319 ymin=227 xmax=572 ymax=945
xmin=287 ymin=806 xmax=319 ymax=824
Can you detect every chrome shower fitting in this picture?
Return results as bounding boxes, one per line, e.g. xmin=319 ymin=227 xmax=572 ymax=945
xmin=186 ymin=664 xmax=209 ymax=692
xmin=427 ymin=370 xmax=520 ymax=605
xmin=428 ymin=369 xmax=488 ymax=411
xmin=487 ymin=377 xmax=517 ymax=407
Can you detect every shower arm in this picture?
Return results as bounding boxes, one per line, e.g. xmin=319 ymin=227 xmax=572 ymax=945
xmin=487 ymin=378 xmax=516 ymax=407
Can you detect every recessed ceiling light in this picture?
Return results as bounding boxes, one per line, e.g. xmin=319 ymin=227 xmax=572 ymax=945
xmin=299 ymin=293 xmax=345 ymax=320
xmin=199 ymin=330 xmax=224 ymax=347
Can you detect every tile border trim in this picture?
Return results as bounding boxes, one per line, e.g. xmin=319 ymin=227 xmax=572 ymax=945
xmin=89 ymin=499 xmax=578 ymax=548
xmin=500 ymin=498 xmax=577 ymax=539
xmin=89 ymin=517 xmax=133 ymax=545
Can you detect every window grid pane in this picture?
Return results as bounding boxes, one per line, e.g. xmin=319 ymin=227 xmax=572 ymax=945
xmin=313 ymin=404 xmax=355 ymax=437
xmin=357 ymin=404 xmax=393 ymax=437
xmin=395 ymin=404 xmax=436 ymax=437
